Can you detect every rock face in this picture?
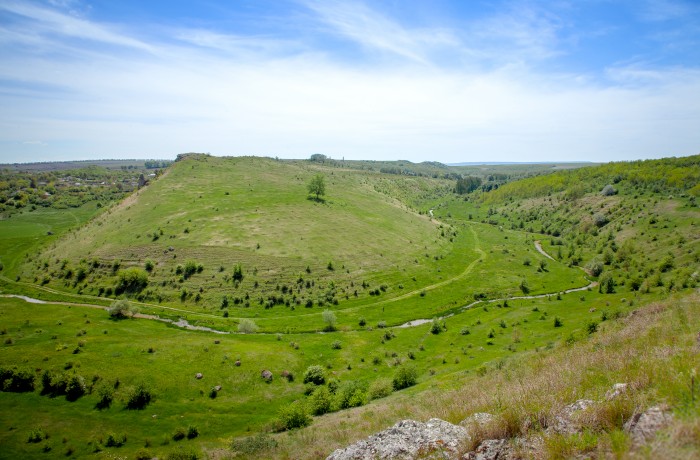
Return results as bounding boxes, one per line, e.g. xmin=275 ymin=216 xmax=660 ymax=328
xmin=326 ymin=418 xmax=468 ymax=460
xmin=624 ymin=406 xmax=672 ymax=445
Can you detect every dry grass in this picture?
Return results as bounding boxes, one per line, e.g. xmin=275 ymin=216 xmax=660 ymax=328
xmin=232 ymin=291 xmax=700 ymax=459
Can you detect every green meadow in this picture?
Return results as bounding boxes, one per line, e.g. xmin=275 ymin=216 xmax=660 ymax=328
xmin=0 ymin=154 xmax=698 ymax=459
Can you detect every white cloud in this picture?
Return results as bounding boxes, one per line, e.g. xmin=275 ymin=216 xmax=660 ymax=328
xmin=0 ymin=0 xmax=698 ymax=163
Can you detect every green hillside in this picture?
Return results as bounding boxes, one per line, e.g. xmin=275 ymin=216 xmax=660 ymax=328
xmin=17 ymin=155 xmax=584 ymax=332
xmin=0 ymin=154 xmax=698 ymax=459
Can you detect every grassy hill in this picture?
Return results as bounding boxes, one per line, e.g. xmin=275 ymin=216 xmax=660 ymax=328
xmin=0 ymin=154 xmax=698 ymax=459
xmin=16 ymin=155 xmax=584 ymax=332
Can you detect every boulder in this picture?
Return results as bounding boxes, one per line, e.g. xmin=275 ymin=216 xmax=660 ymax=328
xmin=463 ymin=439 xmax=513 ymax=460
xmin=261 ymin=370 xmax=273 ymax=382
xmin=547 ymin=399 xmax=596 ymax=434
xmin=624 ymin=406 xmax=672 ymax=445
xmin=234 ymin=360 xmax=241 ymax=367
xmin=214 ymin=385 xmax=222 ymax=392
xmin=326 ymin=418 xmax=468 ymax=460
xmin=195 ymin=373 xmax=203 ymax=380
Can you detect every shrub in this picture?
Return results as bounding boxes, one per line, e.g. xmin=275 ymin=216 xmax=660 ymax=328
xmin=183 ymin=260 xmax=198 ymax=279
xmin=322 ymin=310 xmax=337 ymax=332
xmin=310 ymin=386 xmax=332 ymax=415
xmin=27 ymin=427 xmax=48 ymax=443
xmin=601 ymin=184 xmax=616 ymax=196
xmin=65 ymin=374 xmax=87 ymax=401
xmin=95 ymin=383 xmax=113 ymax=409
xmin=108 ymin=299 xmax=137 ymax=319
xmin=115 ymin=268 xmax=148 ymax=294
xmin=587 ymin=321 xmax=599 ymax=334
xmin=585 ymin=260 xmax=604 ymax=277
xmin=331 ymin=340 xmax=342 ymax=350
xmin=105 ymin=432 xmax=127 ymax=447
xmin=232 ymin=263 xmax=244 ymax=282
xmin=303 ymin=365 xmax=325 ymax=385
xmin=0 ymin=366 xmax=35 ymax=392
xmin=144 ymin=259 xmax=155 ymax=272
xmin=554 ymin=317 xmax=563 ymax=328
xmin=460 ymin=327 xmax=470 ymax=335
xmin=358 ymin=317 xmax=366 ymax=327
xmin=377 ymin=321 xmax=387 ymax=328
xmin=172 ymin=427 xmax=186 ymax=441
xmin=392 ymin=365 xmax=418 ymax=391
xmin=125 ymin=382 xmax=153 ymax=409
xmin=134 ymin=448 xmax=153 ymax=460
xmin=368 ymin=377 xmax=393 ymax=400
xmin=276 ymin=401 xmax=311 ymax=431
xmin=237 ymin=318 xmax=258 ymax=334
xmin=186 ymin=426 xmax=199 ymax=439
xmin=335 ymin=380 xmax=367 ymax=409
xmin=430 ymin=318 xmax=442 ymax=335
xmin=593 ymin=213 xmax=608 ymax=228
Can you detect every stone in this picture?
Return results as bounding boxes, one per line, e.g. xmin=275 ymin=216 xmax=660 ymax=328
xmin=214 ymin=385 xmax=222 ymax=392
xmin=235 ymin=360 xmax=241 ymax=366
xmin=460 ymin=413 xmax=494 ymax=428
xmin=326 ymin=418 xmax=468 ymax=460
xmin=605 ymin=383 xmax=628 ymax=400
xmin=463 ymin=439 xmax=513 ymax=460
xmin=547 ymin=399 xmax=596 ymax=434
xmin=261 ymin=370 xmax=273 ymax=382
xmin=195 ymin=373 xmax=203 ymax=379
xmin=624 ymin=406 xmax=672 ymax=445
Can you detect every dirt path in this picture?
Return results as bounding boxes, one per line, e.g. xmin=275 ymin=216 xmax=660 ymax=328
xmin=534 ymin=240 xmax=555 ymax=260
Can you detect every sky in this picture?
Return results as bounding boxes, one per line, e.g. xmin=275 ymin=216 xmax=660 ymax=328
xmin=0 ymin=0 xmax=699 ymax=164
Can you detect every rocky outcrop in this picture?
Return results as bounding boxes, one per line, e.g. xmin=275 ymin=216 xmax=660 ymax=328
xmin=329 ymin=385 xmax=672 ymax=460
xmin=326 ymin=418 xmax=468 ymax=460
xmin=546 ymin=399 xmax=596 ymax=435
xmin=624 ymin=405 xmax=672 ymax=446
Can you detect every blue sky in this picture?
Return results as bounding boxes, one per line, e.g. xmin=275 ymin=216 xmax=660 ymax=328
xmin=0 ymin=0 xmax=699 ymax=163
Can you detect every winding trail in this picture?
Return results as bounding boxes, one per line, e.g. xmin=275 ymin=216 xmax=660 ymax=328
xmin=1 ymin=232 xmax=594 ymax=334
xmin=534 ymin=240 xmax=555 ymax=261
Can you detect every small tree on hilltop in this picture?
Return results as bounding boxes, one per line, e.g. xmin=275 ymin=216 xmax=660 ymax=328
xmin=307 ymin=174 xmax=326 ymax=201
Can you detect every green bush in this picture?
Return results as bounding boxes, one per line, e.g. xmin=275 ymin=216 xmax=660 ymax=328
xmin=27 ymin=427 xmax=48 ymax=443
xmin=172 ymin=427 xmax=186 ymax=441
xmin=105 ymin=432 xmax=126 ymax=447
xmin=65 ymin=374 xmax=87 ymax=401
xmin=310 ymin=386 xmax=332 ymax=415
xmin=0 ymin=366 xmax=35 ymax=392
xmin=392 ymin=365 xmax=418 ymax=391
xmin=108 ymin=299 xmax=137 ymax=319
xmin=237 ymin=318 xmax=258 ymax=334
xmin=429 ymin=318 xmax=441 ymax=335
xmin=303 ymin=365 xmax=325 ymax=385
xmin=276 ymin=401 xmax=311 ymax=431
xmin=125 ymin=382 xmax=153 ymax=409
xmin=368 ymin=378 xmax=393 ymax=400
xmin=165 ymin=449 xmax=199 ymax=460
xmin=331 ymin=340 xmax=342 ymax=350
xmin=186 ymin=426 xmax=199 ymax=439
xmin=115 ymin=268 xmax=148 ymax=294
xmin=95 ymin=383 xmax=113 ymax=409
xmin=335 ymin=380 xmax=367 ymax=409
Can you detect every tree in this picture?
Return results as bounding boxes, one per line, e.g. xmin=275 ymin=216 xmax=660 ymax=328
xmin=307 ymin=174 xmax=326 ymax=201
xmin=322 ymin=309 xmax=336 ymax=331
xmin=455 ymin=176 xmax=482 ymax=194
xmin=238 ymin=318 xmax=258 ymax=334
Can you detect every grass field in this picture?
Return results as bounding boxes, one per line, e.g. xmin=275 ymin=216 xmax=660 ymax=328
xmin=0 ymin=154 xmax=698 ymax=459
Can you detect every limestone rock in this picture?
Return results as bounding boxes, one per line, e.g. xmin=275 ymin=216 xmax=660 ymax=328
xmin=460 ymin=413 xmax=494 ymax=428
xmin=624 ymin=406 xmax=672 ymax=445
xmin=463 ymin=439 xmax=513 ymax=460
xmin=326 ymin=418 xmax=468 ymax=460
xmin=195 ymin=373 xmax=203 ymax=379
xmin=547 ymin=399 xmax=596 ymax=434
xmin=605 ymin=383 xmax=628 ymax=400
